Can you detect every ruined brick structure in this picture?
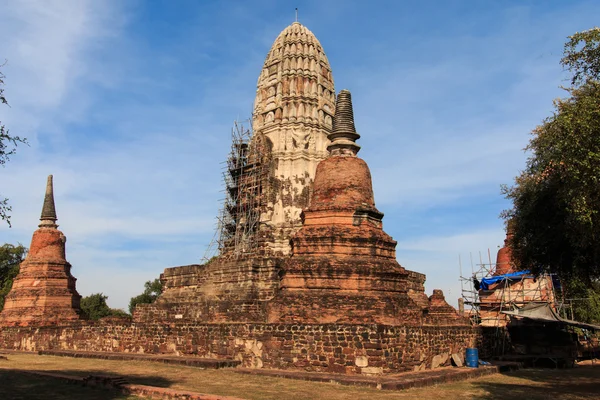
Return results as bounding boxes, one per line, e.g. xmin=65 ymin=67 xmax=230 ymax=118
xmin=0 ymin=176 xmax=81 ymax=326
xmin=478 ymin=231 xmax=556 ymax=327
xmin=0 ymin=22 xmax=478 ymax=375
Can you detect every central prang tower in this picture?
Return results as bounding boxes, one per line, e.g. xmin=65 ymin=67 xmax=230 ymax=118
xmin=252 ymin=21 xmax=336 ymax=255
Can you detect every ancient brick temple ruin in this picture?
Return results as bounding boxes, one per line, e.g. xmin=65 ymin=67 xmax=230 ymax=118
xmin=0 ymin=175 xmax=82 ymax=326
xmin=0 ymin=22 xmax=477 ymax=374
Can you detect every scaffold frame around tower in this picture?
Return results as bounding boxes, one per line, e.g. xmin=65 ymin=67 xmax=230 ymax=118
xmin=458 ymin=250 xmax=561 ymax=327
xmin=203 ymin=120 xmax=269 ymax=260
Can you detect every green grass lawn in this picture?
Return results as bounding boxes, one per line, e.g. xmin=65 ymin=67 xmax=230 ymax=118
xmin=0 ymin=353 xmax=599 ymax=400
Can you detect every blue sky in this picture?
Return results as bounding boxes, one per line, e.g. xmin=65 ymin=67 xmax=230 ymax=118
xmin=1 ymin=0 xmax=598 ymax=311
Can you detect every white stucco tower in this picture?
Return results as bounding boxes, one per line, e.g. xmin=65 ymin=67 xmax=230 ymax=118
xmin=252 ymin=22 xmax=335 ymax=254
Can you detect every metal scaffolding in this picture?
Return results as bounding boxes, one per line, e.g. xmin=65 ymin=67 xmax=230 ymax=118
xmin=458 ymin=251 xmax=561 ymax=357
xmin=458 ymin=251 xmax=560 ymax=326
xmin=202 ymin=120 xmax=269 ymax=262
xmin=458 ymin=250 xmax=495 ymax=324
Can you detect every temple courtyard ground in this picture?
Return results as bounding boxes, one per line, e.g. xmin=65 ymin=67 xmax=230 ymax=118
xmin=0 ymin=353 xmax=598 ymax=399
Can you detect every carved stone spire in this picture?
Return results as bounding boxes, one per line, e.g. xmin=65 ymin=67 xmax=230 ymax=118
xmin=328 ymin=90 xmax=361 ymax=156
xmin=39 ymin=175 xmax=58 ymax=228
xmin=249 ymin=21 xmax=336 ymax=255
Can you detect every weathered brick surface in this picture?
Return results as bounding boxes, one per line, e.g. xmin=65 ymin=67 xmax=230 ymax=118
xmin=0 ymin=322 xmax=477 ymax=374
xmin=135 ymin=257 xmax=279 ymax=323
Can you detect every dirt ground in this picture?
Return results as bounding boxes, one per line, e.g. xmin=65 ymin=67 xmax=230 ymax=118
xmin=0 ymin=353 xmax=599 ymax=400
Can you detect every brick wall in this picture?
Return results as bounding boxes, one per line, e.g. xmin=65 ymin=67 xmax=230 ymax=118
xmin=0 ymin=321 xmax=476 ymax=374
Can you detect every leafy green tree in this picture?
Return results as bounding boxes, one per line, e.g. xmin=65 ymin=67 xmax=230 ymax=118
xmin=562 ymin=278 xmax=600 ymax=324
xmin=0 ymin=243 xmax=26 ymax=310
xmin=80 ymin=293 xmax=113 ymax=320
xmin=108 ymin=308 xmax=131 ymax=319
xmin=129 ymin=278 xmax=163 ymax=314
xmin=502 ymin=81 xmax=600 ymax=282
xmin=80 ymin=293 xmax=130 ymax=320
xmin=0 ymin=64 xmax=28 ymax=227
xmin=502 ymin=29 xmax=600 ymax=285
xmin=562 ymin=27 xmax=600 ymax=86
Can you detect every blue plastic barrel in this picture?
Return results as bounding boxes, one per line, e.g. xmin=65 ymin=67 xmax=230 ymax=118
xmin=465 ymin=348 xmax=479 ymax=368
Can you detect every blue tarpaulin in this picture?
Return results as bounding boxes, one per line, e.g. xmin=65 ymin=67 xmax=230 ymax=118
xmin=480 ymin=270 xmax=531 ymax=290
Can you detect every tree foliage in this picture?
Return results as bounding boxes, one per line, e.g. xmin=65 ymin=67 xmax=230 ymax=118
xmin=502 ymin=82 xmax=600 ymax=282
xmin=502 ymin=28 xmax=600 ymax=286
xmin=80 ymin=293 xmax=129 ymax=320
xmin=563 ymin=278 xmax=600 ymax=324
xmin=562 ymin=27 xmax=600 ymax=86
xmin=129 ymin=278 xmax=163 ymax=314
xmin=0 ymin=63 xmax=28 ymax=227
xmin=0 ymin=243 xmax=26 ymax=311
xmin=80 ymin=293 xmax=112 ymax=320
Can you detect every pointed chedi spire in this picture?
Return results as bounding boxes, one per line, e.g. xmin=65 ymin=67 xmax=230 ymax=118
xmin=39 ymin=175 xmax=58 ymax=228
xmin=495 ymin=227 xmax=515 ymax=276
xmin=328 ymin=89 xmax=361 ymax=156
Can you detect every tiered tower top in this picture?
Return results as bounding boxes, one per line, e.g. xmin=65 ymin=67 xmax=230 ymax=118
xmin=253 ymin=22 xmax=335 ymax=133
xmin=311 ymin=90 xmax=378 ymax=214
xmin=39 ymin=175 xmax=58 ymax=228
xmin=328 ymin=90 xmax=361 ymax=155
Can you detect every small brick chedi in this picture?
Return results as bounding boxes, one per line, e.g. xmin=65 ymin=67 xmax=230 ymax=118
xmin=0 ymin=175 xmax=81 ymax=326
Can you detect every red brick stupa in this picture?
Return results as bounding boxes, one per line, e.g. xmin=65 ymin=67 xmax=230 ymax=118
xmin=267 ymin=90 xmax=461 ymax=325
xmin=0 ymin=175 xmax=81 ymax=326
xmin=494 ymin=230 xmax=515 ymax=276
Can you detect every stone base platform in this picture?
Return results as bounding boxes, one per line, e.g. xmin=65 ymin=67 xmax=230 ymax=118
xmin=37 ymin=349 xmax=241 ymax=369
xmin=234 ymin=363 xmax=519 ymax=390
xmin=9 ymin=359 xmax=521 ymax=397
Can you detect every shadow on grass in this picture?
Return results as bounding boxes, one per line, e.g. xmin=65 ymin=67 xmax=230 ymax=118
xmin=472 ymin=366 xmax=600 ymax=400
xmin=0 ymin=368 xmax=173 ymax=400
xmin=28 ymin=367 xmax=175 ymax=388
